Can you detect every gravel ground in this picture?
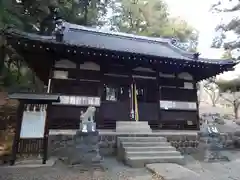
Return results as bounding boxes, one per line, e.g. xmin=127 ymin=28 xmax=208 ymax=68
xmin=183 ymin=148 xmax=240 ymax=180
xmin=0 ymin=157 xmax=153 ymax=180
xmin=2 ymin=153 xmax=240 ymax=180
xmin=1 ymin=139 xmax=240 ymax=180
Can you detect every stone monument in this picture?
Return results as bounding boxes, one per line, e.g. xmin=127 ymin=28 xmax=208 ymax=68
xmin=67 ymin=106 xmax=103 ymax=165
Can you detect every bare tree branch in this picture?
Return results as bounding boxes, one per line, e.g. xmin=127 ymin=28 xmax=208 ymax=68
xmin=223 ymin=2 xmax=240 ymax=12
xmin=220 ymin=91 xmax=240 ymax=119
xmin=203 ymin=79 xmax=220 ymax=106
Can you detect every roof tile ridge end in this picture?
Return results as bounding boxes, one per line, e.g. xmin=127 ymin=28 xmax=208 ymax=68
xmin=165 ymin=40 xmax=196 ymax=59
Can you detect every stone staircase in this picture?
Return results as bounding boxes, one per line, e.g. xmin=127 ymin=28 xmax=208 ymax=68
xmin=117 ymin=136 xmax=185 ymax=168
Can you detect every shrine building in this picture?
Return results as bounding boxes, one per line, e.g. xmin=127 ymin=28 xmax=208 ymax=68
xmin=3 ymin=21 xmax=237 ymax=132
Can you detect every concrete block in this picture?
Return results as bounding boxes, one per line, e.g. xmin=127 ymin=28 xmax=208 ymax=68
xmin=146 ymin=163 xmax=200 ymax=180
xmin=118 ymin=136 xmax=167 ymax=142
xmin=116 ymin=121 xmax=152 ymax=133
xmin=124 ymin=146 xmax=176 ymax=152
xmin=121 ymin=141 xmax=171 ymax=147
xmin=126 ymin=156 xmax=185 ymax=168
xmin=125 ymin=151 xmax=181 ymax=157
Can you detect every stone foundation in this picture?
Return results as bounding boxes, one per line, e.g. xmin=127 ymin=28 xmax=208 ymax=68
xmin=213 ymin=132 xmax=240 ymax=149
xmin=165 ymin=134 xmax=200 ymax=154
xmin=48 ymin=130 xmax=200 ymax=157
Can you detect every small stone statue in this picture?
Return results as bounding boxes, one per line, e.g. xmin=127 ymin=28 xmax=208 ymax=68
xmin=79 ymin=106 xmax=96 ymax=132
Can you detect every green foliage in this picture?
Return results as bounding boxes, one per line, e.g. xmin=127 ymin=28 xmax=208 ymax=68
xmin=58 ymin=0 xmax=110 ymax=26
xmin=0 ymin=0 xmax=24 ymax=29
xmin=211 ymin=0 xmax=240 ymax=59
xmin=109 ymin=0 xmax=198 ymax=51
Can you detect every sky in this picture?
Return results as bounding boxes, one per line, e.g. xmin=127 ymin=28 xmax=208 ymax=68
xmin=166 ymin=0 xmax=240 ymax=81
xmin=166 ymin=0 xmax=239 ymax=58
xmin=103 ymin=0 xmax=239 ymax=80
xmin=166 ymin=0 xmax=223 ymax=58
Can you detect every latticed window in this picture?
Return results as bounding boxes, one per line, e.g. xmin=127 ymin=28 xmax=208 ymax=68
xmin=104 ymin=85 xmax=129 ymax=101
xmin=106 ymin=87 xmax=117 ymax=101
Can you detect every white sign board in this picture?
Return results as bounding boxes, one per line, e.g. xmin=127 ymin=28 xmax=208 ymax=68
xmin=184 ymin=82 xmax=194 ymax=89
xmin=20 ymin=111 xmax=46 ymax=138
xmin=160 ymin=100 xmax=197 ymax=110
xmin=53 ymin=96 xmax=101 ymax=107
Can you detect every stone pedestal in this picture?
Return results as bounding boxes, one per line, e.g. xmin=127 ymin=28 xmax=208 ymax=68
xmin=200 ymin=124 xmax=229 ymax=162
xmin=204 ymin=136 xmax=228 ymax=162
xmin=67 ymin=131 xmax=103 ymax=165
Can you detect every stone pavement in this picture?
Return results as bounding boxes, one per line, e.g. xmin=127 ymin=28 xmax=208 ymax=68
xmin=146 ymin=159 xmax=240 ymax=180
xmin=2 ymin=156 xmax=240 ymax=180
xmin=184 ymin=157 xmax=240 ymax=180
xmin=146 ymin=163 xmax=201 ymax=180
xmin=0 ymin=157 xmax=154 ymax=180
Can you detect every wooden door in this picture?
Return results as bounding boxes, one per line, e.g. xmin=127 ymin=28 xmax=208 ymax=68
xmin=98 ymin=75 xmax=131 ymax=129
xmin=134 ymin=78 xmax=159 ymax=129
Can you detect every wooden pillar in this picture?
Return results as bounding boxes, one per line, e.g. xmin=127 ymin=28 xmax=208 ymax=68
xmin=42 ymin=63 xmax=53 ymax=164
xmin=132 ymin=80 xmax=136 ymax=121
xmin=194 ymin=80 xmax=200 ymax=130
xmin=156 ymin=70 xmax=161 ymax=129
xmin=76 ymin=61 xmax=81 ymax=81
xmin=129 ymin=67 xmax=135 ymax=121
xmin=10 ymin=101 xmax=24 ymax=165
xmin=98 ymin=63 xmax=106 ymax=128
xmin=42 ymin=104 xmax=50 ymax=164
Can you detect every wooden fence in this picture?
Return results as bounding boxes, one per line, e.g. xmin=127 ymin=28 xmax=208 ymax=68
xmin=17 ymin=138 xmax=44 ymax=157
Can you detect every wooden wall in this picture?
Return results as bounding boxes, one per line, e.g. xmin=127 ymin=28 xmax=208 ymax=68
xmin=159 ymin=72 xmax=198 ymax=130
xmin=47 ymin=59 xmax=199 ymax=130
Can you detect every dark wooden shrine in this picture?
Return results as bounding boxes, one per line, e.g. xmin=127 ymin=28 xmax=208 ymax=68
xmin=8 ymin=93 xmax=60 ymax=165
xmin=3 ymin=20 xmax=236 ymax=132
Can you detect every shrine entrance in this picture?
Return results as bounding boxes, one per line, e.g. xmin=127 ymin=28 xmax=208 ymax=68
xmin=99 ymin=73 xmax=131 ymax=129
xmin=133 ymin=76 xmax=159 ymax=129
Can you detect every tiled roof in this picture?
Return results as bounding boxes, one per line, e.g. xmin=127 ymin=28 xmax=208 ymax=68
xmin=2 ymin=22 xmax=237 ymax=67
xmin=64 ymin=23 xmax=195 ymax=61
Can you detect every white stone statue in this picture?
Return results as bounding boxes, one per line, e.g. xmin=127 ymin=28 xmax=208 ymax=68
xmin=80 ymin=106 xmax=96 ymax=132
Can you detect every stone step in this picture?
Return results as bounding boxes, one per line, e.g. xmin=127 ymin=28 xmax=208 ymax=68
xmin=125 ymin=151 xmax=181 ymax=157
xmin=124 ymin=146 xmax=176 ymax=152
xmin=118 ymin=136 xmax=167 ymax=142
xmin=121 ymin=141 xmax=170 ymax=147
xmin=116 ymin=126 xmax=151 ymax=130
xmin=116 ymin=121 xmax=152 ymax=133
xmin=116 ymin=131 xmax=153 ymax=134
xmin=116 ymin=121 xmax=149 ymax=125
xmin=116 ymin=124 xmax=151 ymax=128
xmin=125 ymin=156 xmax=185 ymax=168
xmin=116 ymin=126 xmax=152 ymax=131
xmin=116 ymin=128 xmax=152 ymax=131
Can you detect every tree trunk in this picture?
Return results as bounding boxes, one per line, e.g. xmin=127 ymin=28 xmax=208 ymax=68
xmin=0 ymin=45 xmax=5 ymax=76
xmin=211 ymin=95 xmax=217 ymax=107
xmin=83 ymin=0 xmax=88 ymax=25
xmin=234 ymin=105 xmax=239 ymax=120
xmin=212 ymin=101 xmax=216 ymax=107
